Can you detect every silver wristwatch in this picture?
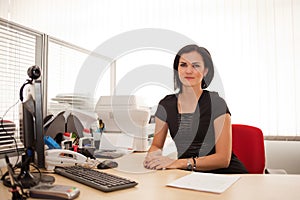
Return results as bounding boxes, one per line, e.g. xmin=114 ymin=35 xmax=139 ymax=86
xmin=187 ymin=159 xmax=193 ymax=171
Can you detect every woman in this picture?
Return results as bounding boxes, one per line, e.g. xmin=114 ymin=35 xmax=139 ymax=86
xmin=144 ymin=44 xmax=247 ymax=173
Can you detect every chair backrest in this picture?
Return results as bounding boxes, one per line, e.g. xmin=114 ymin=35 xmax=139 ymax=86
xmin=232 ymin=124 xmax=266 ymax=174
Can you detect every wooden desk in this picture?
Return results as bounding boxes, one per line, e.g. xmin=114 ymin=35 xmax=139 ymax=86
xmin=1 ymin=153 xmax=300 ymax=200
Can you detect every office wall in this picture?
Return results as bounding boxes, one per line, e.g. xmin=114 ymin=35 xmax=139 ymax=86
xmin=1 ymin=0 xmax=299 ymax=138
xmin=265 ymin=140 xmax=300 ymax=174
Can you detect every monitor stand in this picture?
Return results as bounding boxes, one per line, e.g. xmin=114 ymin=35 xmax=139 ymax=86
xmin=17 ymin=154 xmax=40 ymax=188
xmin=18 ymin=153 xmax=55 ymax=188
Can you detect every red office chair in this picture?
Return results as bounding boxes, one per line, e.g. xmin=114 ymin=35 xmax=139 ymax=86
xmin=232 ymin=124 xmax=266 ymax=174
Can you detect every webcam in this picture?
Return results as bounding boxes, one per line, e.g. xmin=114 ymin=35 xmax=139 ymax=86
xmin=19 ymin=65 xmax=41 ymax=101
xmin=27 ymin=65 xmax=41 ymax=80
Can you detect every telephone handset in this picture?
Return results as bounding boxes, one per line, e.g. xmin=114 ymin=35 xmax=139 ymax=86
xmin=45 ymin=149 xmax=87 ymax=170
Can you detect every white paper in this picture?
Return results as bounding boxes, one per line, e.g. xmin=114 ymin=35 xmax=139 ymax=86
xmin=99 ymin=133 xmax=134 ymax=150
xmin=99 ymin=133 xmax=118 ymax=150
xmin=167 ymin=172 xmax=240 ymax=194
xmin=115 ymin=134 xmax=134 ymax=149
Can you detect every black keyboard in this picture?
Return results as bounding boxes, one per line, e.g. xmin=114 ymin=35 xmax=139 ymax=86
xmin=54 ymin=165 xmax=138 ymax=192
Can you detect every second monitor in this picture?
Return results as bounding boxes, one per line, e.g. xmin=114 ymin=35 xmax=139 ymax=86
xmin=95 ymin=95 xmax=150 ymax=151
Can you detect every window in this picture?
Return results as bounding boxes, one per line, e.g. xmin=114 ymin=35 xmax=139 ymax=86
xmin=0 ymin=18 xmax=43 ymax=155
xmin=0 ymin=20 xmax=39 ymax=121
xmin=115 ymin=49 xmax=174 ymax=109
xmin=1 ymin=0 xmax=299 ymax=139
xmin=47 ymin=38 xmax=113 ymax=115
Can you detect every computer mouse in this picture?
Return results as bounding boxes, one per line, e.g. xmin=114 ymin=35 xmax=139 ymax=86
xmin=97 ymin=160 xmax=118 ymax=169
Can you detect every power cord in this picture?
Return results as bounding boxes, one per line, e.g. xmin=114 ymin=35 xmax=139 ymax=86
xmin=4 ymin=155 xmax=29 ymax=200
xmin=0 ymin=98 xmax=22 ymax=167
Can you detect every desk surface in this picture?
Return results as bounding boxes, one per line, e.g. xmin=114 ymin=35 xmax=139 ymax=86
xmin=1 ymin=153 xmax=300 ymax=200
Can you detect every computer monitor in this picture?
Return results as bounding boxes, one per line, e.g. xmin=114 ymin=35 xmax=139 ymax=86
xmin=20 ymin=80 xmax=45 ymax=168
xmin=0 ymin=66 xmax=52 ymax=189
xmin=95 ymin=95 xmax=150 ymax=151
xmin=0 ymin=66 xmax=48 ymax=189
xmin=10 ymin=79 xmax=46 ymax=188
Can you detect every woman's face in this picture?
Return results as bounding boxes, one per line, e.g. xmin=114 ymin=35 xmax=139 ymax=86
xmin=178 ymin=51 xmax=208 ymax=89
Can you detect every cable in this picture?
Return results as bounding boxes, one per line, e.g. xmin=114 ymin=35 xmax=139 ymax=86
xmin=1 ymin=156 xmax=42 ymax=192
xmin=4 ymin=154 xmax=28 ymax=199
xmin=19 ymin=79 xmax=32 ymax=102
xmin=0 ymin=98 xmax=22 ymax=167
xmin=1 ymin=99 xmax=20 ymax=120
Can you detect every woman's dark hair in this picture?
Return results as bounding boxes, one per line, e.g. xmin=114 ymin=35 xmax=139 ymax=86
xmin=173 ymin=44 xmax=214 ymax=92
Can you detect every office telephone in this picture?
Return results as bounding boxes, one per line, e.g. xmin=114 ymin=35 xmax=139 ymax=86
xmin=45 ymin=149 xmax=87 ymax=170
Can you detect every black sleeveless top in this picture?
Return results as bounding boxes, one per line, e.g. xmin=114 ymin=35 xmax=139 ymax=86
xmin=155 ymin=90 xmax=248 ymax=174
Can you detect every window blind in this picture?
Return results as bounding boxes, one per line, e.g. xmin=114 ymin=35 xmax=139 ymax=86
xmin=0 ymin=25 xmax=36 ymax=119
xmin=0 ymin=19 xmax=41 ymax=156
xmin=47 ymin=37 xmax=112 ymax=116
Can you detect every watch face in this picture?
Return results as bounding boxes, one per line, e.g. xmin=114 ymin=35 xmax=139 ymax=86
xmin=187 ymin=159 xmax=193 ymax=170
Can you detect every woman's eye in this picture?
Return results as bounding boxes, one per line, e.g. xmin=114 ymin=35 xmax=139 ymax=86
xmin=180 ymin=63 xmax=187 ymax=67
xmin=193 ymin=64 xmax=201 ymax=68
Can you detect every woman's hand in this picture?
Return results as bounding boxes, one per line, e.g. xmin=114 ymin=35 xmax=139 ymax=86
xmin=144 ymin=150 xmax=177 ymax=170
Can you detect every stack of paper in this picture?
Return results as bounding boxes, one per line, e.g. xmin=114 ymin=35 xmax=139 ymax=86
xmin=49 ymin=93 xmax=95 ymax=115
xmin=167 ymin=172 xmax=240 ymax=194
